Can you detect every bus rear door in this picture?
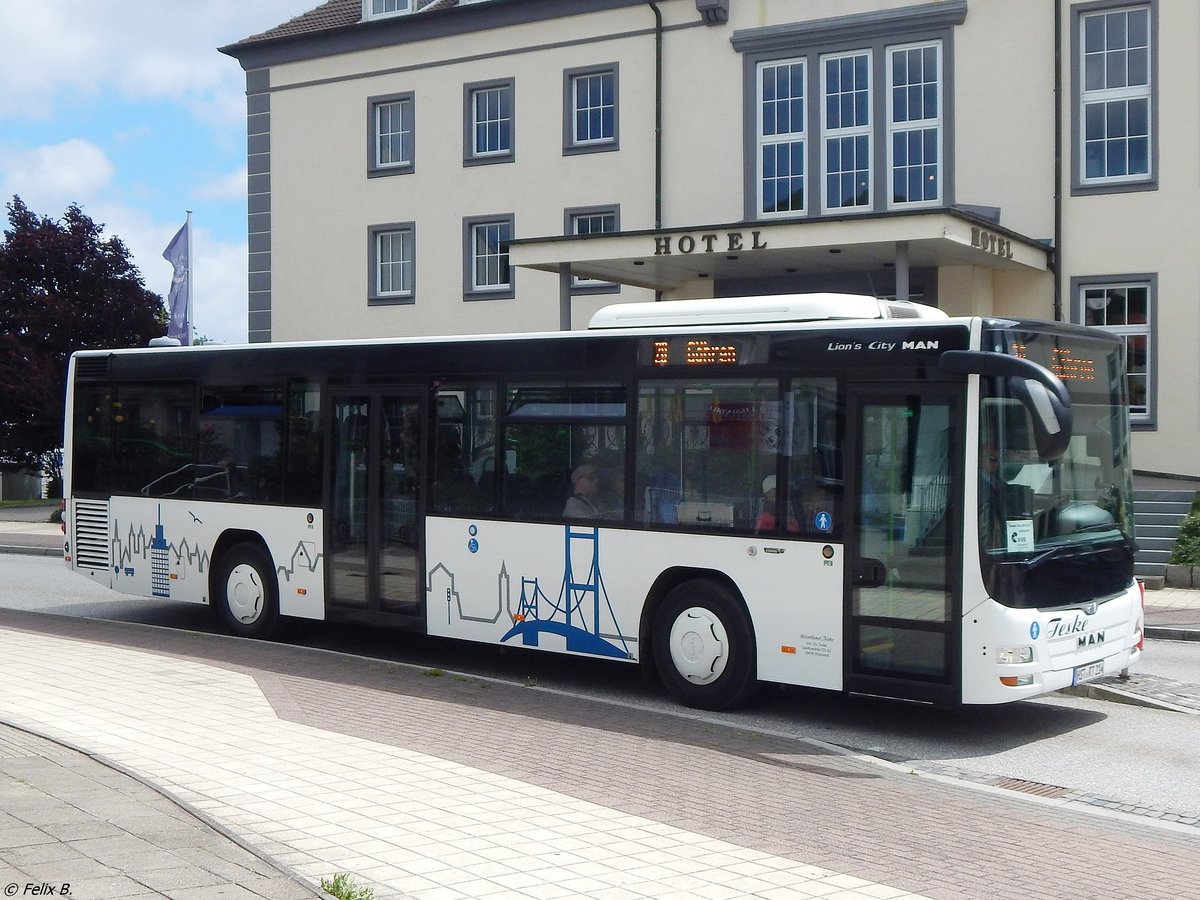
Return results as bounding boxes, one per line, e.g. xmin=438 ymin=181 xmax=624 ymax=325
xmin=328 ymin=388 xmax=426 ymax=625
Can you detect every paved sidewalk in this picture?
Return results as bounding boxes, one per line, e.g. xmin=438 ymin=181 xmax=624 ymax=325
xmin=0 ymin=618 xmax=934 ymax=900
xmin=4 ymin=517 xmax=1200 ymax=898
xmin=0 ymin=725 xmax=320 ymax=899
xmin=1 ymin=610 xmax=1199 ymax=900
xmin=0 ymin=518 xmax=63 ymax=557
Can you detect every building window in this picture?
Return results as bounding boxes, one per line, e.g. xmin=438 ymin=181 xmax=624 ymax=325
xmin=757 ymin=58 xmax=807 ymax=217
xmin=368 ymin=93 xmax=413 ymax=176
xmin=368 ymin=224 xmax=415 ymax=305
xmin=822 ymin=51 xmax=872 ymax=211
xmin=364 ymin=0 xmax=412 ymax=20
xmin=465 ymin=79 xmax=514 ymax=165
xmin=1077 ymin=4 xmax=1152 ymax=188
xmin=735 ymin=2 xmax=964 ymax=221
xmin=1077 ymin=277 xmax=1154 ymax=424
xmin=564 ymin=65 xmax=618 ymax=154
xmin=887 ymin=42 xmax=941 ymax=206
xmin=566 ymin=206 xmax=620 ymax=293
xmin=464 ymin=215 xmax=514 ymax=300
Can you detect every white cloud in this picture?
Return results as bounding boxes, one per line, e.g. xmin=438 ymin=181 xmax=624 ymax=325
xmin=190 ymin=233 xmax=250 ymax=345
xmin=0 ymin=1 xmax=304 ymax=345
xmin=0 ymin=2 xmax=305 ymax=123
xmin=199 ymin=166 xmax=249 ymax=202
xmin=0 ymin=140 xmax=116 ymax=213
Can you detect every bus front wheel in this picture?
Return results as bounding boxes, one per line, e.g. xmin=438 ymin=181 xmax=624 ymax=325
xmin=215 ymin=542 xmax=279 ymax=639
xmin=653 ymin=580 xmax=757 ymax=710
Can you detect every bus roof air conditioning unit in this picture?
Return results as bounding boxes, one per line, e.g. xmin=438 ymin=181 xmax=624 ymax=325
xmin=587 ymin=294 xmax=947 ymax=329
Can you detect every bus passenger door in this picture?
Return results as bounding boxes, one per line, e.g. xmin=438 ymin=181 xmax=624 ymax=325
xmin=328 ymin=390 xmax=425 ymax=622
xmin=845 ymin=386 xmax=961 ymax=705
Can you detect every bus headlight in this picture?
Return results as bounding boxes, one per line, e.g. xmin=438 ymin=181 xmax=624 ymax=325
xmin=996 ymin=646 xmax=1034 ymax=665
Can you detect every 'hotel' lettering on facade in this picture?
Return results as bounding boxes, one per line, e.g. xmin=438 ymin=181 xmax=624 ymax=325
xmin=970 ymin=226 xmax=1015 ymax=260
xmin=654 ymin=231 xmax=768 ymax=256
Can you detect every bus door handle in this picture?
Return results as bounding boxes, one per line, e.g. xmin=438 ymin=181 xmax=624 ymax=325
xmin=853 ymin=558 xmax=887 ymax=588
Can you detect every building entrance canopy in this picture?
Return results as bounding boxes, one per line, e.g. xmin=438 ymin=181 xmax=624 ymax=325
xmin=510 ymin=209 xmax=1049 ymax=294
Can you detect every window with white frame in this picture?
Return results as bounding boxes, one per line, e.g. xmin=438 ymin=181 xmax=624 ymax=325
xmin=757 ymin=58 xmax=807 ymax=217
xmin=464 ymin=216 xmax=513 ymax=299
xmin=466 ymin=80 xmax=514 ymax=163
xmin=1079 ymin=5 xmax=1151 ymax=186
xmin=822 ymin=51 xmax=872 ymax=211
xmin=736 ymin=2 xmax=965 ymax=220
xmin=364 ymin=0 xmax=411 ymax=20
xmin=565 ymin=67 xmax=617 ymax=153
xmin=368 ymin=224 xmax=415 ymax=305
xmin=567 ymin=207 xmax=619 ymax=292
xmin=887 ymin=42 xmax=941 ymax=206
xmin=1080 ymin=280 xmax=1151 ymax=420
xmin=369 ymin=94 xmax=413 ymax=175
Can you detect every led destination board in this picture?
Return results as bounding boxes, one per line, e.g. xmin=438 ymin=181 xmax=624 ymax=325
xmin=639 ymin=336 xmax=766 ymax=367
xmin=1012 ymin=342 xmax=1097 ymax=382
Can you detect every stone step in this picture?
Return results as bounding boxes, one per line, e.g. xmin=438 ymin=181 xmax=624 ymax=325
xmin=1135 ymin=524 xmax=1182 ymax=539
xmin=1136 ymin=513 xmax=1191 ymax=527
xmin=1136 ymin=537 xmax=1177 ymax=553
xmin=1134 ymin=501 xmax=1194 ymax=516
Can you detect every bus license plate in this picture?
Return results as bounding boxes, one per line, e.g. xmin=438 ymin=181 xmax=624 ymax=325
xmin=1072 ymin=661 xmax=1105 ymax=685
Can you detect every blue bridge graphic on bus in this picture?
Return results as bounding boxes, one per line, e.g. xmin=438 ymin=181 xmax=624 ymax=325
xmin=499 ymin=526 xmax=633 ymax=660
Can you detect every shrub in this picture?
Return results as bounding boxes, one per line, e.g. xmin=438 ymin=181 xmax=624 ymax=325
xmin=1169 ymin=513 xmax=1200 ymax=567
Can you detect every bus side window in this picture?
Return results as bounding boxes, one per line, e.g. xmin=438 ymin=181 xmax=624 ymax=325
xmin=197 ymin=385 xmax=284 ymax=503
xmin=787 ymin=379 xmax=843 ymax=538
xmin=284 ymin=382 xmax=322 ymax=506
xmin=636 ymin=378 xmax=778 ymax=532
xmin=433 ymin=385 xmax=496 ymax=517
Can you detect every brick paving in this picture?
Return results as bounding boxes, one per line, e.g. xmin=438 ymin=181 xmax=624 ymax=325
xmin=0 ymin=608 xmax=1197 ymax=900
xmin=3 ymin=524 xmax=1200 ymax=897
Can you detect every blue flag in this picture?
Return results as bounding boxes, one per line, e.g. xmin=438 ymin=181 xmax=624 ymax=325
xmin=162 ymin=220 xmax=191 ymax=345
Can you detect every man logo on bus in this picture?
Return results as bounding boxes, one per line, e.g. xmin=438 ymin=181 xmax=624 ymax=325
xmin=814 ymin=511 xmax=832 ymax=533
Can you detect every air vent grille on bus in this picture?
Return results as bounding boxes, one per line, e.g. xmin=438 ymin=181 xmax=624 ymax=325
xmin=75 ymin=356 xmax=111 ymax=380
xmin=72 ymin=499 xmax=110 ymax=570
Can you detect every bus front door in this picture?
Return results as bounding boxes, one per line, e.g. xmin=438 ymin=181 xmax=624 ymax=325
xmin=328 ymin=390 xmax=425 ymax=621
xmin=845 ymin=386 xmax=961 ymax=705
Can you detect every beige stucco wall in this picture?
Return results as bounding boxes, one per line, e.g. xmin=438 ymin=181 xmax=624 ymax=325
xmin=267 ymin=3 xmax=676 ymax=341
xmin=1058 ymin=2 xmax=1200 ymax=477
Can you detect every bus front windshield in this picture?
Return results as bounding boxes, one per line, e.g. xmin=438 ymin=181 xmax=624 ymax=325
xmin=978 ymin=325 xmax=1136 ymax=608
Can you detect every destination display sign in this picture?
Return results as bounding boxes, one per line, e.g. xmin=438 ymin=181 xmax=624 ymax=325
xmin=639 ymin=336 xmax=766 ymax=367
xmin=1011 ymin=342 xmax=1097 ymax=382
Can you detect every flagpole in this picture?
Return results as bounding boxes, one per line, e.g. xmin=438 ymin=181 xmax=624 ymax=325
xmin=185 ymin=210 xmax=194 ymax=345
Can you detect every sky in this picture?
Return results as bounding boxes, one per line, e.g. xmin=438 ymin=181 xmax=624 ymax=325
xmin=0 ymin=1 xmax=313 ymax=344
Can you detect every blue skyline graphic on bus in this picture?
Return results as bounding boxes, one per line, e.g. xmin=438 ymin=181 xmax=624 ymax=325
xmin=500 ymin=525 xmax=633 ymax=660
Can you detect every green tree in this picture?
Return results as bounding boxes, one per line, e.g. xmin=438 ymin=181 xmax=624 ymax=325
xmin=0 ymin=196 xmax=166 ymax=484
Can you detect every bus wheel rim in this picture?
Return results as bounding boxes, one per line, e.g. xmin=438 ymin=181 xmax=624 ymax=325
xmin=226 ymin=564 xmax=264 ymax=624
xmin=668 ymin=606 xmax=729 ymax=684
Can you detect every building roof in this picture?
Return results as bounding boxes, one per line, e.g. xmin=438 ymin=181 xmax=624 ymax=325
xmin=229 ymin=0 xmax=470 ymax=50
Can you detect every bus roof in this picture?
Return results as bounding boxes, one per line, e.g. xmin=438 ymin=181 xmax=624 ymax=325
xmin=587 ymin=294 xmax=948 ymax=329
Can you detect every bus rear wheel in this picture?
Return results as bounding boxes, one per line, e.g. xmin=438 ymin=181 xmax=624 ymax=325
xmin=215 ymin=542 xmax=279 ymax=639
xmin=653 ymin=579 xmax=757 ymax=710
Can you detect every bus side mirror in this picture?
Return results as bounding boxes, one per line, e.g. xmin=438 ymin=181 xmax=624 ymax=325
xmin=939 ymin=350 xmax=1073 ymax=461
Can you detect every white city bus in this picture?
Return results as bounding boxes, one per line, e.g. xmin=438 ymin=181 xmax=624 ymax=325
xmin=62 ymin=294 xmax=1144 ymax=709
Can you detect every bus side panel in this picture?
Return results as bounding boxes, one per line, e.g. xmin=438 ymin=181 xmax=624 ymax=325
xmin=424 ymin=517 xmax=845 ymax=692
xmin=94 ymin=496 xmax=325 ymax=619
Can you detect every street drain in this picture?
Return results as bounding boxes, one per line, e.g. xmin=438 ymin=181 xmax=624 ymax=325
xmin=990 ymin=777 xmax=1069 ymax=798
